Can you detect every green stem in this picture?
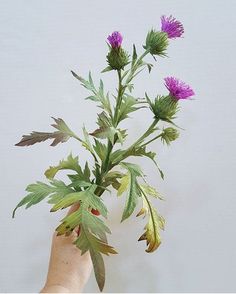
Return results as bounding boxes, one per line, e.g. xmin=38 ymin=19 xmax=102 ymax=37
xmin=101 ymin=70 xmax=123 ymax=175
xmin=95 ymin=50 xmax=150 ymax=194
xmin=124 ymin=50 xmax=149 ymax=85
xmin=139 ymin=133 xmax=162 ymax=148
xmin=110 ymin=119 xmax=159 ymax=168
xmin=132 ymin=118 xmax=159 ymax=147
xmin=113 ymin=70 xmax=124 ymax=126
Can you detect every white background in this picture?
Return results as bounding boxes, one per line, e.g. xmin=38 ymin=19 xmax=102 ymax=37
xmin=1 ymin=0 xmax=236 ymax=292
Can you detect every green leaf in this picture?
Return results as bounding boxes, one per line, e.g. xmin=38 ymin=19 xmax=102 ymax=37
xmin=117 ymin=174 xmax=129 ymax=196
xmin=47 ymin=180 xmax=75 ymax=204
xmin=12 ymin=180 xmax=73 ymax=217
xmin=118 ymin=162 xmax=143 ymax=221
xmin=90 ymin=112 xmax=121 ymax=144
xmin=82 ymin=126 xmax=96 ymax=156
xmin=50 ymin=193 xmax=81 ymax=211
xmin=131 ymin=44 xmax=137 ymax=69
xmin=15 ymin=117 xmax=77 ymax=147
xmin=68 ymin=179 xmax=91 ymax=190
xmin=71 ymin=70 xmax=95 ymax=92
xmin=93 ymin=139 xmax=107 ymax=161
xmin=52 ymin=184 xmax=107 ymax=217
xmin=71 ymin=71 xmax=112 ymax=115
xmin=53 ymin=183 xmax=117 ymax=292
xmin=103 ymin=171 xmax=124 ymax=191
xmin=137 ymin=186 xmax=165 ymax=252
xmin=45 ymin=153 xmax=83 ymax=180
xmin=101 ymin=65 xmax=113 ymax=73
xmin=127 ymin=83 xmax=134 ymax=93
xmin=113 ymin=145 xmax=164 ymax=180
xmin=140 ymin=183 xmax=164 ymax=200
xmin=84 ymin=161 xmax=91 ymax=180
xmin=74 ymin=227 xmax=117 ymax=291
xmin=147 ymin=63 xmax=153 ymax=73
xmin=90 ymin=126 xmax=117 ymax=143
xmin=118 ymin=95 xmax=140 ymax=123
xmin=90 ymin=249 xmax=106 ymax=292
xmin=110 ymin=149 xmax=126 ymax=164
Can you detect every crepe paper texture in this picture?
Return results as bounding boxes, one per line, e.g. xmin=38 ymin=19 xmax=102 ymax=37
xmin=13 ymin=15 xmax=194 ymax=291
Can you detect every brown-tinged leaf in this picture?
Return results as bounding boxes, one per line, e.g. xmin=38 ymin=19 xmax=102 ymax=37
xmin=15 ymin=117 xmax=76 ymax=147
xmin=137 ymin=186 xmax=165 ymax=253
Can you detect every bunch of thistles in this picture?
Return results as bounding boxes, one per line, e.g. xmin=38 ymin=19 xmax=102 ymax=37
xmin=107 ymin=15 xmax=194 ymax=106
xmin=13 ymin=15 xmax=195 ymax=292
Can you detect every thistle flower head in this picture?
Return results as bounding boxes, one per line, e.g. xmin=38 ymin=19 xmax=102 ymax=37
xmin=164 ymin=77 xmax=195 ymax=100
xmin=144 ymin=29 xmax=169 ymax=56
xmin=161 ymin=15 xmax=184 ymax=39
xmin=107 ymin=31 xmax=123 ymax=48
xmin=146 ymin=94 xmax=178 ymax=121
xmin=161 ymin=127 xmax=179 ymax=145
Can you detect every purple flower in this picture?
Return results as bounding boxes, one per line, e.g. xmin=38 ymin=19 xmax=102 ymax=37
xmin=161 ymin=15 xmax=184 ymax=39
xmin=164 ymin=77 xmax=195 ymax=100
xmin=107 ymin=31 xmax=123 ymax=48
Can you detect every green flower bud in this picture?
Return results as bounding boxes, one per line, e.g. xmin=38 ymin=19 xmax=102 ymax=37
xmin=161 ymin=127 xmax=179 ymax=145
xmin=143 ymin=30 xmax=169 ymax=56
xmin=146 ymin=94 xmax=178 ymax=121
xmin=106 ymin=47 xmax=129 ymax=70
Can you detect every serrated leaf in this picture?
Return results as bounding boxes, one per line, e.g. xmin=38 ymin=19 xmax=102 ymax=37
xmin=137 ymin=186 xmax=165 ymax=252
xmin=74 ymin=227 xmax=117 ymax=291
xmin=47 ymin=180 xmax=75 ymax=204
xmin=117 ymin=174 xmax=129 ymax=196
xmin=119 ymin=162 xmax=143 ymax=221
xmin=50 ymin=193 xmax=81 ymax=212
xmin=140 ymin=183 xmax=164 ymax=200
xmin=15 ymin=117 xmax=76 ymax=147
xmin=72 ymin=71 xmax=112 ymax=115
xmin=90 ymin=249 xmax=105 ymax=291
xmin=82 ymin=126 xmax=95 ymax=155
xmin=127 ymin=83 xmax=134 ymax=93
xmin=115 ymin=145 xmax=164 ymax=180
xmin=93 ymin=139 xmax=107 ymax=161
xmin=90 ymin=112 xmax=120 ymax=144
xmin=45 ymin=153 xmax=83 ymax=180
xmin=52 ymin=184 xmax=107 ymax=218
xmin=102 ymin=171 xmax=124 ymax=191
xmin=118 ymin=95 xmax=139 ymax=123
xmin=12 ymin=180 xmax=73 ymax=217
xmin=110 ymin=149 xmax=126 ymax=164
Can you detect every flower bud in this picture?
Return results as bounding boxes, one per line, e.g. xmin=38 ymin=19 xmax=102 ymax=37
xmin=106 ymin=47 xmax=129 ymax=70
xmin=146 ymin=94 xmax=178 ymax=121
xmin=143 ymin=29 xmax=169 ymax=56
xmin=161 ymin=127 xmax=179 ymax=145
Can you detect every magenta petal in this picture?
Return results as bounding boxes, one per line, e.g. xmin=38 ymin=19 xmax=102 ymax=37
xmin=161 ymin=15 xmax=184 ymax=39
xmin=107 ymin=31 xmax=123 ymax=48
xmin=164 ymin=77 xmax=195 ymax=100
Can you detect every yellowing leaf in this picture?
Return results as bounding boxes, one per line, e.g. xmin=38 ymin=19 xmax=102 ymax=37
xmin=137 ymin=186 xmax=165 ymax=253
xmin=117 ymin=174 xmax=129 ymax=196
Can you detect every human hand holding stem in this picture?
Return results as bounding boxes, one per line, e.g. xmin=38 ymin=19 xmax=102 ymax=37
xmin=40 ymin=204 xmax=93 ymax=293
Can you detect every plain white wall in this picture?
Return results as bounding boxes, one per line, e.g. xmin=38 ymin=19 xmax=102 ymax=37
xmin=1 ymin=0 xmax=236 ymax=292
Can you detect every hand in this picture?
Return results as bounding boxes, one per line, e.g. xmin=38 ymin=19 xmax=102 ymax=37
xmin=40 ymin=204 xmax=93 ymax=293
